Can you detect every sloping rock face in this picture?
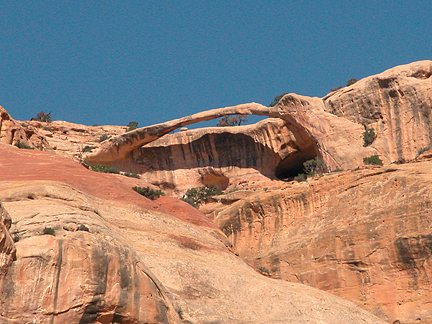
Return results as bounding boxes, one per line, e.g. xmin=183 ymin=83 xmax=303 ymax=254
xmin=0 ymin=144 xmax=384 ymax=323
xmin=208 ymin=161 xmax=432 ymax=323
xmin=85 ymin=61 xmax=431 ymax=192
xmin=324 ymin=60 xmax=432 ymax=163
xmin=0 ymin=106 xmax=50 ymax=150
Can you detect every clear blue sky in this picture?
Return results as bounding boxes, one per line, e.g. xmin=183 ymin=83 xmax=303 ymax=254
xmin=1 ymin=1 xmax=431 ymax=127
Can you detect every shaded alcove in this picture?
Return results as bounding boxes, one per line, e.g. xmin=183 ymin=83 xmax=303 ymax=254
xmin=274 ymin=148 xmax=318 ymax=179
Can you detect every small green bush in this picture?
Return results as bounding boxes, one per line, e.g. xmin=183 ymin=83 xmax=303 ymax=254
xmin=363 ymin=128 xmax=376 ymax=147
xmin=126 ymin=121 xmax=139 ymax=132
xmin=303 ymin=157 xmax=326 ymax=175
xmin=330 ymin=85 xmax=343 ymax=92
xmin=182 ymin=185 xmax=223 ymax=206
xmin=123 ymin=172 xmax=141 ymax=179
xmin=294 ymin=173 xmax=307 ymax=182
xmin=90 ymin=164 xmax=120 ymax=174
xmin=269 ymin=93 xmax=288 ymax=107
xmin=15 ymin=140 xmax=34 ymax=149
xmin=133 ymin=186 xmax=165 ymax=200
xmin=98 ymin=134 xmax=111 ymax=142
xmin=82 ymin=145 xmax=94 ymax=153
xmin=32 ymin=111 xmax=52 ymax=123
xmin=363 ymin=155 xmax=383 ymax=166
xmin=217 ymin=115 xmax=248 ymax=127
xmin=43 ymin=227 xmax=55 ymax=236
xmin=346 ymin=78 xmax=358 ymax=86
xmin=258 ymin=266 xmax=270 ymax=274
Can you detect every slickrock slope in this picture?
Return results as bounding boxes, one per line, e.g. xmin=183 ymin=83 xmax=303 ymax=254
xmin=0 ymin=144 xmax=384 ymax=323
xmin=208 ymin=161 xmax=432 ymax=324
xmin=85 ymin=61 xmax=431 ymax=193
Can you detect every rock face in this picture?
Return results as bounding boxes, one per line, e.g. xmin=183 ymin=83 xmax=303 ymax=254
xmin=323 ymin=60 xmax=432 ymax=163
xmin=0 ymin=106 xmax=50 ymax=150
xmin=208 ymin=161 xmax=432 ymax=323
xmin=128 ymin=118 xmax=304 ymax=193
xmin=85 ymin=61 xmax=432 ymax=193
xmin=0 ymin=202 xmax=16 ymax=280
xmin=0 ymin=144 xmax=384 ymax=323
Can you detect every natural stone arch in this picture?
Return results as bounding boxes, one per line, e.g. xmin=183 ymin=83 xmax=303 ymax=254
xmin=85 ymin=101 xmax=319 ymax=166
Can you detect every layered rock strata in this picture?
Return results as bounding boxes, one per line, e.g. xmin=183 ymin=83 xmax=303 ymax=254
xmin=0 ymin=144 xmax=384 ymax=323
xmin=208 ymin=161 xmax=432 ymax=323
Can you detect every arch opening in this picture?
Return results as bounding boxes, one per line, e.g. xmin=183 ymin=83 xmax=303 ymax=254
xmin=275 ymin=148 xmax=319 ymax=179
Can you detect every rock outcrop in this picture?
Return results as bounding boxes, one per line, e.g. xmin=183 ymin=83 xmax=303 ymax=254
xmin=207 ymin=161 xmax=432 ymax=323
xmin=85 ymin=61 xmax=432 ymax=193
xmin=0 ymin=143 xmax=384 ymax=323
xmin=0 ymin=202 xmax=16 ymax=280
xmin=0 ymin=106 xmax=50 ymax=150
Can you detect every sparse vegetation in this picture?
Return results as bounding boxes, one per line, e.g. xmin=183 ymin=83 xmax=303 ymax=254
xmin=82 ymin=145 xmax=94 ymax=153
xmin=77 ymin=224 xmax=89 ymax=232
xmin=181 ymin=185 xmax=223 ymax=207
xmin=43 ymin=227 xmax=55 ymax=236
xmin=90 ymin=164 xmax=120 ymax=174
xmin=347 ymin=78 xmax=358 ymax=86
xmin=294 ymin=173 xmax=307 ymax=182
xmin=269 ymin=93 xmax=288 ymax=107
xmin=123 ymin=172 xmax=141 ymax=179
xmin=132 ymin=186 xmax=165 ymax=200
xmin=15 ymin=140 xmax=33 ymax=149
xmin=217 ymin=115 xmax=248 ymax=127
xmin=32 ymin=111 xmax=52 ymax=123
xmin=363 ymin=155 xmax=383 ymax=166
xmin=126 ymin=121 xmax=139 ymax=132
xmin=330 ymin=85 xmax=343 ymax=92
xmin=12 ymin=232 xmax=22 ymax=242
xmin=258 ymin=266 xmax=270 ymax=274
xmin=363 ymin=127 xmax=377 ymax=147
xmin=416 ymin=147 xmax=430 ymax=158
xmin=303 ymin=157 xmax=326 ymax=175
xmin=98 ymin=134 xmax=111 ymax=142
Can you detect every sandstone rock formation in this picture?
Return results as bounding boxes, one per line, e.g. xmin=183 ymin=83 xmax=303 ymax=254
xmin=206 ymin=161 xmax=432 ymax=324
xmin=0 ymin=143 xmax=384 ymax=323
xmin=85 ymin=60 xmax=432 ymax=194
xmin=0 ymin=106 xmax=50 ymax=150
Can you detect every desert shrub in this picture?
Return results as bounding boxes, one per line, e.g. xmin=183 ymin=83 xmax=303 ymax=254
xmin=126 ymin=121 xmax=139 ymax=132
xmin=303 ymin=157 xmax=326 ymax=175
xmin=123 ymin=172 xmax=141 ymax=179
xmin=90 ymin=164 xmax=120 ymax=174
xmin=416 ymin=147 xmax=430 ymax=158
xmin=294 ymin=173 xmax=307 ymax=182
xmin=15 ymin=140 xmax=33 ymax=149
xmin=43 ymin=227 xmax=55 ymax=236
xmin=269 ymin=93 xmax=288 ymax=107
xmin=98 ymin=134 xmax=111 ymax=142
xmin=77 ymin=224 xmax=89 ymax=232
xmin=182 ymin=185 xmax=223 ymax=206
xmin=363 ymin=155 xmax=383 ymax=166
xmin=363 ymin=127 xmax=376 ymax=147
xmin=133 ymin=186 xmax=165 ymax=200
xmin=258 ymin=266 xmax=270 ymax=274
xmin=330 ymin=85 xmax=343 ymax=92
xmin=347 ymin=78 xmax=358 ymax=86
xmin=32 ymin=111 xmax=52 ymax=123
xmin=82 ymin=145 xmax=94 ymax=153
xmin=217 ymin=115 xmax=248 ymax=127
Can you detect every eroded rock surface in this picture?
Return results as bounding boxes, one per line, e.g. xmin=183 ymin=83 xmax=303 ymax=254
xmin=0 ymin=143 xmax=384 ymax=323
xmin=85 ymin=61 xmax=431 ymax=193
xmin=0 ymin=106 xmax=50 ymax=150
xmin=207 ymin=161 xmax=432 ymax=323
